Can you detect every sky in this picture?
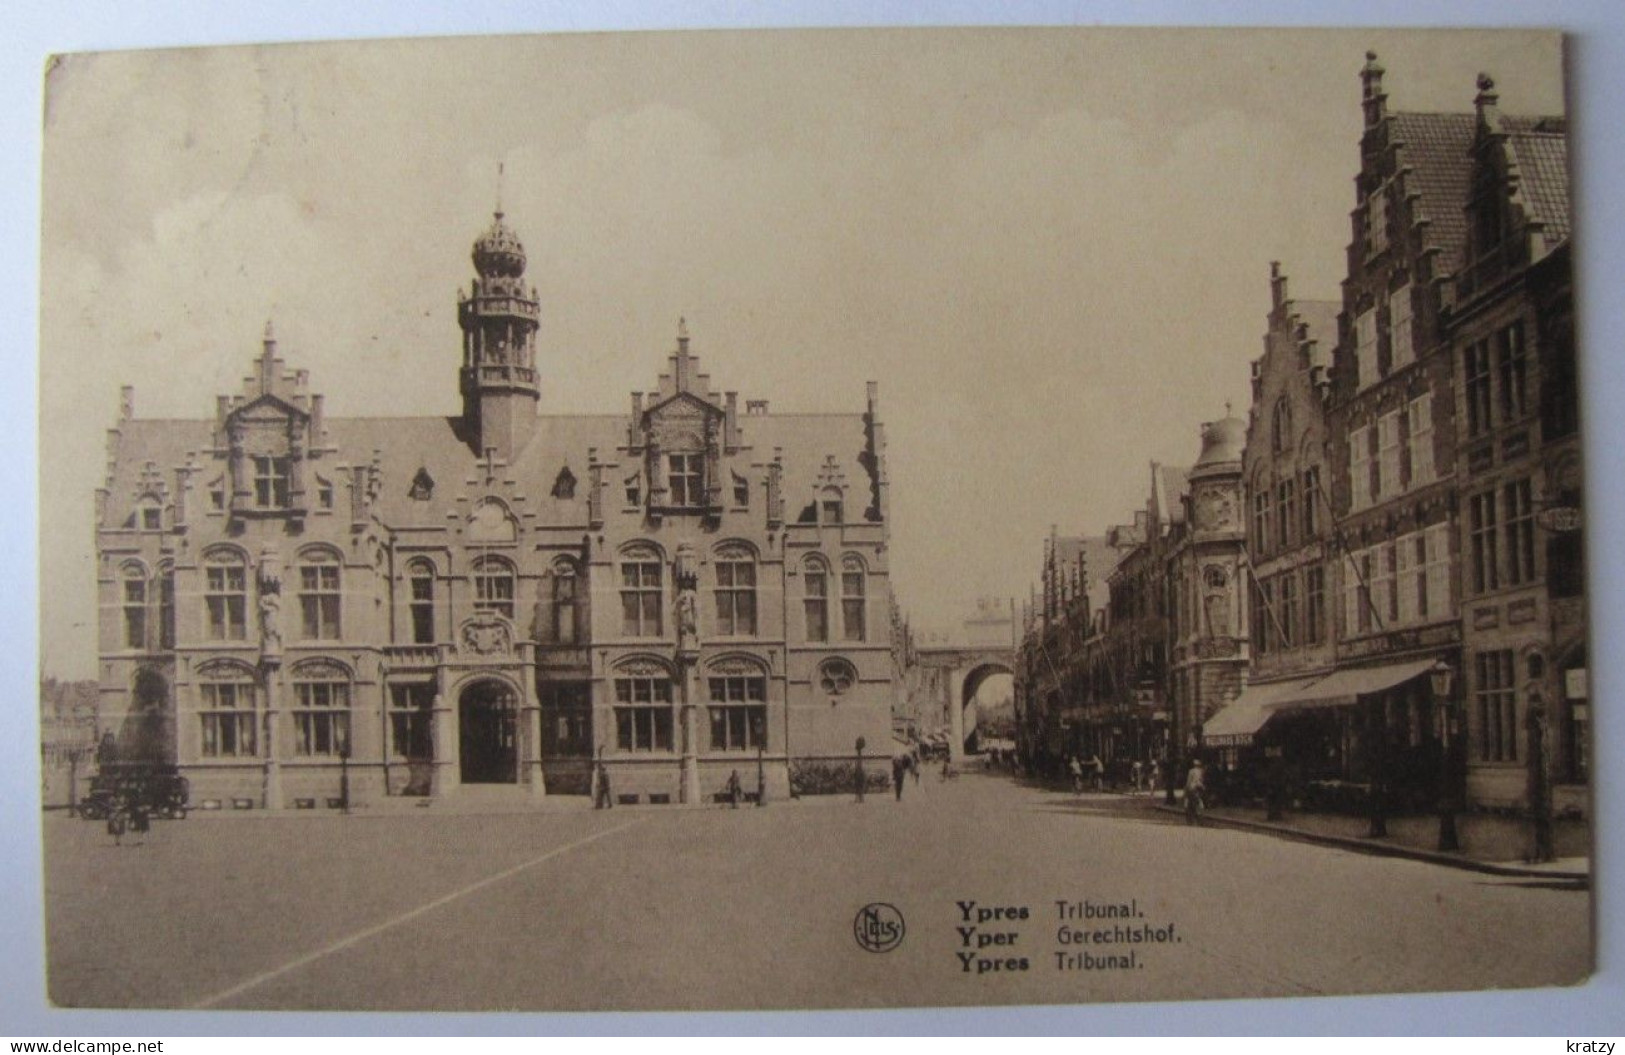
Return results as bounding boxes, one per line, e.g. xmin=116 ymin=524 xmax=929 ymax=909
xmin=38 ymin=27 xmax=1567 ymax=677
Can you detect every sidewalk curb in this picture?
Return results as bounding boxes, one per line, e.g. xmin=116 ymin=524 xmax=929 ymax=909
xmin=1153 ymin=804 xmax=1590 ymax=884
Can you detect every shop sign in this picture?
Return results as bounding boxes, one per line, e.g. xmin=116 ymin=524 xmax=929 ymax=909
xmin=1537 ymin=506 xmax=1583 ymax=533
xmin=1341 ymin=621 xmax=1460 ymax=660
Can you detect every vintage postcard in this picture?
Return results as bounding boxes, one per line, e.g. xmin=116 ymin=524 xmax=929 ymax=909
xmin=36 ymin=26 xmax=1590 ymax=1015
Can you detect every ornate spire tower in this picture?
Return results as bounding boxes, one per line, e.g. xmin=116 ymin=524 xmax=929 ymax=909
xmin=458 ymin=207 xmax=541 ymax=461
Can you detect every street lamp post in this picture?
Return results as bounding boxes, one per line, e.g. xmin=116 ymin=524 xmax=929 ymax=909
xmin=1430 ymin=660 xmax=1460 ymax=853
xmin=855 ymin=736 xmax=866 ymax=803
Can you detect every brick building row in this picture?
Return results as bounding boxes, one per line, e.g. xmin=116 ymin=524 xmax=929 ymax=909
xmin=1017 ymin=55 xmax=1583 ymax=822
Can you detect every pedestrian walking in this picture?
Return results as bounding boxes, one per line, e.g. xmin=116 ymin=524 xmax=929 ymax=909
xmin=1184 ymin=759 xmax=1206 ymax=826
xmin=1149 ymin=759 xmax=1161 ymax=794
xmin=593 ymin=758 xmax=614 ymax=810
xmin=1131 ymin=759 xmax=1144 ymax=793
xmin=1068 ymin=755 xmax=1083 ymax=794
xmin=892 ymin=754 xmax=908 ymax=801
xmin=725 ymin=769 xmax=743 ymax=808
xmin=909 ymin=750 xmax=921 ymax=785
xmin=1090 ymin=753 xmax=1105 ymax=791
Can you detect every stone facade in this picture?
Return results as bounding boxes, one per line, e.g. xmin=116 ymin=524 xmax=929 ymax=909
xmin=95 ymin=213 xmax=895 ymax=809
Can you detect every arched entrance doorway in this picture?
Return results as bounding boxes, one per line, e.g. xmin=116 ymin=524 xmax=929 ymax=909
xmin=122 ymin=668 xmax=171 ymax=763
xmin=459 ymin=680 xmax=518 ymax=784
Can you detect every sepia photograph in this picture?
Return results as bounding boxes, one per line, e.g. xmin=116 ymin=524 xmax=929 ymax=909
xmin=17 ymin=9 xmax=1622 ymax=1033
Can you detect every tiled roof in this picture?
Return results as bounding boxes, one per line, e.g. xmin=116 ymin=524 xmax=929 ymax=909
xmin=1503 ymin=122 xmax=1570 ymax=247
xmin=1155 ymin=464 xmax=1191 ymax=527
xmin=1390 ymin=112 xmax=1478 ymax=277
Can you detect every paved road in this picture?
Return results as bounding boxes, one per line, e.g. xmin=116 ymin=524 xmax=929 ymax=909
xmin=44 ymin=769 xmax=1589 ymax=1011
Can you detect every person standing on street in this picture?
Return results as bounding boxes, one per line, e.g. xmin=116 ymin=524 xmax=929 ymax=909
xmin=1068 ymin=755 xmax=1083 ymax=794
xmin=892 ymin=754 xmax=908 ymax=801
xmin=1090 ymin=753 xmax=1105 ymax=791
xmin=1184 ymin=758 xmax=1206 ymax=825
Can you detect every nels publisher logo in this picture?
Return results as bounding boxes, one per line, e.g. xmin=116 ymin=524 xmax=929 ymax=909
xmin=854 ymin=902 xmax=905 ymax=953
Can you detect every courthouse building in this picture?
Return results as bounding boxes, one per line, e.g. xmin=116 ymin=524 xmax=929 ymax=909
xmin=94 ymin=211 xmax=896 ymax=809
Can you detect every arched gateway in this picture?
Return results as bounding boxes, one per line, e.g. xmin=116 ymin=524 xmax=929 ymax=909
xmin=459 ymin=679 xmax=519 ymax=784
xmin=914 ymin=646 xmax=1016 ymax=761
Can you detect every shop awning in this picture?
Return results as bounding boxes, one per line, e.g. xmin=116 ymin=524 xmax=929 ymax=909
xmin=1272 ymin=658 xmax=1440 ymax=713
xmin=1202 ymin=676 xmax=1325 ymax=747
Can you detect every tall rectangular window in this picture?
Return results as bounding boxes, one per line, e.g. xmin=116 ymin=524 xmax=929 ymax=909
xmin=840 ymin=559 xmax=867 ymax=641
xmin=1355 ymin=308 xmax=1379 ymax=390
xmin=540 ymin=682 xmax=592 ymax=757
xmin=158 ymin=571 xmax=175 ymax=650
xmin=1276 ymin=479 xmax=1297 ymax=551
xmin=1369 ymin=543 xmax=1396 ymax=629
xmin=619 ymin=559 xmax=662 ymax=636
xmin=1498 ymin=321 xmax=1528 ymax=421
xmin=1348 ymin=428 xmax=1371 ymax=511
xmin=200 ymin=680 xmax=256 ymax=758
xmin=293 ymin=680 xmax=350 ymax=757
xmin=1367 ymin=186 xmax=1389 ymax=255
xmin=1407 ymin=395 xmax=1435 ymax=487
xmin=804 ymin=562 xmax=829 ymax=642
xmin=1377 ymin=410 xmax=1402 ymax=500
xmin=1475 ymin=650 xmax=1517 ymax=762
xmin=1305 ymin=565 xmax=1325 ymax=645
xmin=552 ymin=570 xmax=579 ymax=645
xmin=299 ymin=558 xmax=342 ymax=640
xmin=205 ymin=560 xmax=247 ymax=640
xmin=1251 ymin=579 xmax=1272 ymax=654
xmin=1465 ymin=340 xmax=1494 ymax=436
xmin=1504 ymin=478 xmax=1536 ymax=585
xmin=473 ymin=559 xmax=515 ymax=620
xmin=1252 ymin=489 xmax=1271 ymax=554
xmin=409 ymin=566 xmax=435 ymax=645
xmin=714 ymin=557 xmax=758 ymax=636
xmin=253 ymin=455 xmax=291 ymax=509
xmin=122 ymin=573 xmax=147 ymax=650
xmin=707 ymin=675 xmax=767 ymax=751
xmin=1425 ymin=523 xmax=1453 ymax=618
xmin=1278 ymin=572 xmax=1298 ymax=650
xmin=614 ymin=676 xmax=673 ymax=751
xmin=1469 ymin=491 xmax=1500 ymax=593
xmin=1301 ymin=467 xmax=1320 ymax=537
xmin=389 ymin=683 xmax=434 ymax=760
xmin=668 ymin=453 xmax=704 ymax=507
xmin=1389 ymin=284 xmax=1414 ymax=369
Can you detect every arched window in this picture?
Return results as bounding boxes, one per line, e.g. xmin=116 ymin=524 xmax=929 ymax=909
xmin=840 ymin=556 xmax=866 ymax=641
xmin=203 ymin=550 xmax=248 ymax=641
xmin=713 ymin=545 xmax=757 ymax=637
xmin=552 ymin=559 xmax=580 ymax=645
xmin=158 ymin=564 xmax=175 ymax=650
xmin=407 ymin=560 xmax=436 ymax=644
xmin=472 ymin=556 xmax=516 ymax=620
xmin=291 ymin=662 xmax=350 ymax=758
xmin=197 ymin=662 xmax=257 ymax=758
xmin=1271 ymin=399 xmax=1292 ymax=454
xmin=299 ymin=550 xmax=342 ymax=640
xmin=803 ymin=556 xmax=830 ymax=643
xmin=619 ymin=546 xmax=663 ymax=637
xmin=121 ymin=565 xmax=147 ymax=650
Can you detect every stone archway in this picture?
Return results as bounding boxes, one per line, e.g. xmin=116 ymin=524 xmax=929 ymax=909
xmin=121 ymin=667 xmax=172 ymax=764
xmin=913 ymin=646 xmax=1016 ymax=762
xmin=957 ymin=662 xmax=1015 ymax=757
xmin=459 ymin=679 xmax=519 ymax=784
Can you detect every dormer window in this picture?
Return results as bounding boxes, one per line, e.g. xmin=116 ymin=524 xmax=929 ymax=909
xmin=669 ymin=453 xmax=704 ymax=507
xmin=409 ymin=468 xmax=434 ymax=502
xmin=625 ymin=473 xmax=642 ymax=507
xmin=208 ymin=478 xmax=226 ymax=512
xmin=138 ymin=499 xmax=162 ymax=531
xmin=552 ymin=466 xmax=577 ymax=500
xmin=316 ymin=476 xmax=335 ymax=511
xmin=732 ymin=471 xmax=750 ymax=507
xmin=820 ymin=488 xmax=843 ymax=525
xmin=253 ymin=455 xmax=291 ymax=509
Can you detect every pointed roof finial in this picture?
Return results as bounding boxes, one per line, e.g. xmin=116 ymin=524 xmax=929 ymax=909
xmin=264 ymin=319 xmax=275 ymax=341
xmin=495 ymin=161 xmax=505 ymax=220
xmin=678 ymin=316 xmax=689 ymax=342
